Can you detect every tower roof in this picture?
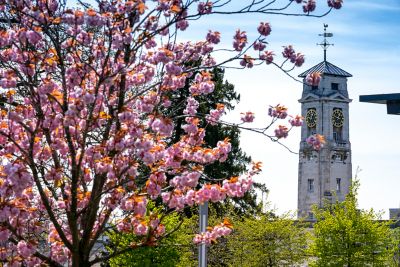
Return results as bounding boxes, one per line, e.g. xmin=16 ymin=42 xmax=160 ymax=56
xmin=298 ymin=61 xmax=352 ymax=78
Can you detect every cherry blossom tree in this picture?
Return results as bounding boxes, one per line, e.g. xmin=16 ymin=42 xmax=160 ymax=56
xmin=0 ymin=0 xmax=341 ymax=265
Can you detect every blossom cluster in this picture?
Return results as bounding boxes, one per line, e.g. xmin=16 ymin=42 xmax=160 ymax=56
xmin=289 ymin=115 xmax=304 ymax=127
xmin=306 ymin=72 xmax=322 ymax=86
xmin=206 ymin=103 xmax=225 ymax=125
xmin=260 ymin=50 xmax=274 ymax=64
xmin=193 ymin=219 xmax=233 ymax=245
xmin=269 ymin=104 xmax=288 ymax=119
xmin=302 ymin=0 xmax=316 ymax=13
xmin=306 ymin=134 xmax=326 ymax=150
xmin=275 ymin=125 xmax=289 ymax=139
xmin=161 ymin=175 xmax=254 ymax=210
xmin=233 ymin=29 xmax=248 ymax=52
xmin=257 ymin=22 xmax=272 ymax=36
xmin=240 ymin=55 xmax=255 ymax=68
xmin=282 ymin=45 xmax=305 ymax=67
xmin=230 ymin=21 xmax=306 ymax=69
xmin=240 ymin=112 xmax=255 ymax=123
xmin=267 ymin=105 xmax=304 ymax=139
xmin=328 ymin=0 xmax=343 ymax=9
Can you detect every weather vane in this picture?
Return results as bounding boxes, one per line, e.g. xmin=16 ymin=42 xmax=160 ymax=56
xmin=317 ymin=24 xmax=334 ymax=62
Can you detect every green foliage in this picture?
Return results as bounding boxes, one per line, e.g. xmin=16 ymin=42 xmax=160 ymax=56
xmin=392 ymin=227 xmax=400 ymax=266
xmin=165 ymin=208 xmax=310 ymax=267
xmin=227 ymin=212 xmax=309 ymax=267
xmin=310 ymin=181 xmax=394 ymax=266
xmin=107 ymin=210 xmax=188 ymax=267
xmin=107 ymin=206 xmax=312 ymax=267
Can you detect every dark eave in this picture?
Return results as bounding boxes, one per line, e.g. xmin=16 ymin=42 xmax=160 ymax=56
xmin=359 ymin=93 xmax=400 ymax=115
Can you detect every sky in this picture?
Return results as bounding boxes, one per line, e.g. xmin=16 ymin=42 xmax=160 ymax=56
xmin=180 ymin=0 xmax=400 ymax=218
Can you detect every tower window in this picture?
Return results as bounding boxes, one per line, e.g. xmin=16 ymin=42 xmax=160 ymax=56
xmin=331 ymin=83 xmax=339 ymax=90
xmin=308 ymin=179 xmax=314 ymax=192
xmin=308 ymin=212 xmax=314 ymax=220
xmin=333 ymin=131 xmax=342 ymax=142
xmin=336 ymin=178 xmax=341 ymax=192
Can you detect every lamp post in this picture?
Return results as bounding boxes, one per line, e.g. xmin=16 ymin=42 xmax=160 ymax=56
xmin=198 ymin=201 xmax=208 ymax=267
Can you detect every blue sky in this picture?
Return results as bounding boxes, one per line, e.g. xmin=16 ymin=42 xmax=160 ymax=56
xmin=181 ymin=0 xmax=400 ymax=218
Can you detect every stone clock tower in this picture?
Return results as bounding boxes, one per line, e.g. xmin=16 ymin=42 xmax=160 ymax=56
xmin=297 ymin=25 xmax=352 ymax=220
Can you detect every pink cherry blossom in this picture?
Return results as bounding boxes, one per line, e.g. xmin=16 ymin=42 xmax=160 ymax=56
xmin=190 ymin=72 xmax=215 ymax=95
xmin=26 ymin=30 xmax=42 ymax=45
xmin=303 ymin=0 xmax=316 ymax=13
xmin=282 ymin=45 xmax=295 ymax=59
xmin=241 ymin=112 xmax=255 ymax=123
xmin=177 ymin=19 xmax=189 ymax=31
xmin=0 ymin=78 xmax=16 ymax=88
xmin=240 ymin=55 xmax=254 ymax=68
xmin=260 ymin=50 xmax=274 ymax=64
xmin=198 ymin=2 xmax=213 ymax=14
xmin=233 ymin=29 xmax=247 ymax=51
xmin=306 ymin=72 xmax=322 ymax=86
xmin=328 ymin=0 xmax=343 ymax=9
xmin=289 ymin=115 xmax=303 ymax=127
xmin=291 ymin=53 xmax=305 ymax=67
xmin=268 ymin=104 xmax=288 ymax=119
xmin=134 ymin=222 xmax=149 ymax=236
xmin=257 ymin=22 xmax=272 ymax=36
xmin=17 ymin=241 xmax=35 ymax=258
xmin=306 ymin=134 xmax=326 ymax=150
xmin=0 ymin=230 xmax=10 ymax=242
xmin=275 ymin=125 xmax=289 ymax=139
xmin=206 ymin=30 xmax=221 ymax=44
xmin=253 ymin=41 xmax=266 ymax=51
xmin=206 ymin=104 xmax=225 ymax=125
xmin=193 ymin=219 xmax=233 ymax=244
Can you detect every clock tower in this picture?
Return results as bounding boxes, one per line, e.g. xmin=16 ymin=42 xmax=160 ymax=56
xmin=297 ymin=25 xmax=352 ymax=220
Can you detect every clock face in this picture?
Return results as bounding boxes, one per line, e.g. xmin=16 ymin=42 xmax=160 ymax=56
xmin=306 ymin=109 xmax=317 ymax=128
xmin=332 ymin=109 xmax=344 ymax=127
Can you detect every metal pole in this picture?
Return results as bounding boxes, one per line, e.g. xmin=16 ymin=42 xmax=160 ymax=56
xmin=198 ymin=201 xmax=208 ymax=267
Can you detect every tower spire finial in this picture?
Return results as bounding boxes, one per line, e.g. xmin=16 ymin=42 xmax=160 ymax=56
xmin=317 ymin=24 xmax=334 ymax=62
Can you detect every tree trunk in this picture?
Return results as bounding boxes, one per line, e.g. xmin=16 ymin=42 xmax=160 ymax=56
xmin=71 ymin=250 xmax=90 ymax=267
